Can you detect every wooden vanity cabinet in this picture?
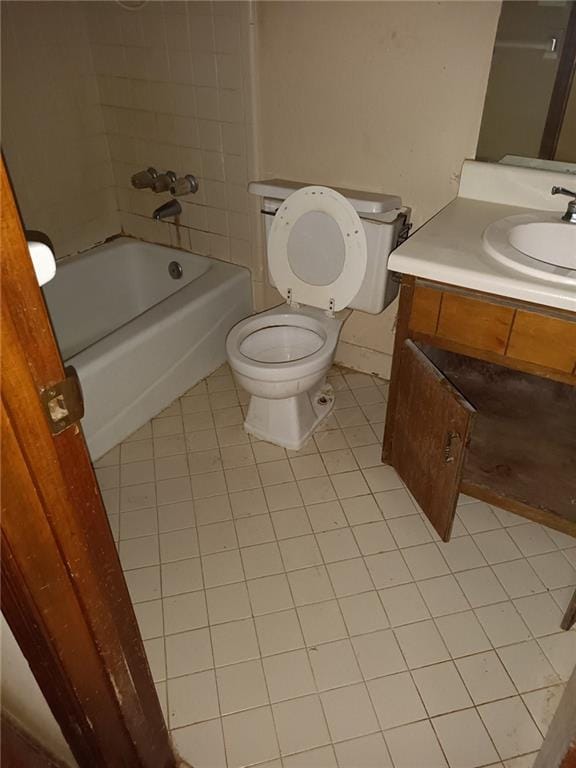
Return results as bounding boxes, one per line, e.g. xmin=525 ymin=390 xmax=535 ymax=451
xmin=383 ymin=276 xmax=576 ymax=542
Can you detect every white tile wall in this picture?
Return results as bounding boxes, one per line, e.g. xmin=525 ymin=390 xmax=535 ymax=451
xmin=3 ymin=1 xmax=270 ymax=306
xmin=1 ymin=1 xmax=119 ymax=259
xmin=85 ymin=0 xmax=266 ymax=293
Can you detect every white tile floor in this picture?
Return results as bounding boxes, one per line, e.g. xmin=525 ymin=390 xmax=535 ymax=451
xmin=94 ymin=364 xmax=576 ymax=768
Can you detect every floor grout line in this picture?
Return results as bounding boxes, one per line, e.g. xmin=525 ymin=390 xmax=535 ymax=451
xmin=97 ymin=363 xmax=574 ymax=768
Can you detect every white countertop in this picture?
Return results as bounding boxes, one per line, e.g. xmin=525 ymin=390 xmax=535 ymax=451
xmin=389 ymin=161 xmax=576 ymax=313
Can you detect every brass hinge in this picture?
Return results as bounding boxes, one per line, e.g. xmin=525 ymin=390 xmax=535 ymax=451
xmin=40 ymin=366 xmax=84 ymax=435
xmin=443 ymin=431 xmax=461 ymax=464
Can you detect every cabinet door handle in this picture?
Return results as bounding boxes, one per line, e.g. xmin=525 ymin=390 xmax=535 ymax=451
xmin=444 ymin=431 xmax=461 ymax=464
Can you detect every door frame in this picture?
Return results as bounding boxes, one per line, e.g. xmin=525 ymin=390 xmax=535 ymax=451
xmin=1 ymin=159 xmax=178 ymax=766
xmin=539 ymin=0 xmax=576 ymax=160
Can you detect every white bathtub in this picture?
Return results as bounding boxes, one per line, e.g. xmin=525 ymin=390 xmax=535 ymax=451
xmin=43 ymin=237 xmax=252 ymax=460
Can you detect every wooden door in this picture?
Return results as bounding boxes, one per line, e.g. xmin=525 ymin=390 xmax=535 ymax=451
xmin=388 ymin=340 xmax=476 ymax=541
xmin=1 ymin=160 xmax=178 ymax=766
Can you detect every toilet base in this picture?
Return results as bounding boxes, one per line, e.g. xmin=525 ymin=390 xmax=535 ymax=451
xmin=243 ymin=382 xmax=334 ymax=451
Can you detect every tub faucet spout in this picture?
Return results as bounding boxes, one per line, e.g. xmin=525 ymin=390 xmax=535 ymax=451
xmin=153 ymin=200 xmax=182 ymax=220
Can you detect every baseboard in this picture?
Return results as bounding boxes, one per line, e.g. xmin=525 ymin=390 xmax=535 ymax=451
xmin=335 ymin=341 xmax=392 ymax=380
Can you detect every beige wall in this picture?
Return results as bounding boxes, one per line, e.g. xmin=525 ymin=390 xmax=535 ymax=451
xmin=1 ymin=616 xmax=77 ymax=765
xmin=1 ymin=2 xmax=119 ymax=260
xmin=256 ymin=0 xmax=501 ymax=375
xmin=86 ymin=0 xmax=266 ymax=296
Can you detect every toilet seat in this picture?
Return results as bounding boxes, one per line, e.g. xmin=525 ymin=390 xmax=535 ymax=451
xmin=268 ymin=186 xmax=368 ymax=312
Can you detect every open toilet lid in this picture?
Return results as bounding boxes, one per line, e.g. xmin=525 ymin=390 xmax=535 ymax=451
xmin=268 ymin=186 xmax=368 ymax=312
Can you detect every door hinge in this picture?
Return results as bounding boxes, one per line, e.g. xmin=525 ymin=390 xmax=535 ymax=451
xmin=40 ymin=366 xmax=84 ymax=435
xmin=444 ymin=431 xmax=461 ymax=464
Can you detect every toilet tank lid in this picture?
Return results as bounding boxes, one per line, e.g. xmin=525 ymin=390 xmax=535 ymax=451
xmin=248 ymin=179 xmax=401 ymax=214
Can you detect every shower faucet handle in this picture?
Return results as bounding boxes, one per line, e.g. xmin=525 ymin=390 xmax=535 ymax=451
xmin=153 ymin=171 xmax=177 ymax=194
xmin=131 ymin=167 xmax=159 ymax=189
xmin=170 ymin=174 xmax=199 ymax=197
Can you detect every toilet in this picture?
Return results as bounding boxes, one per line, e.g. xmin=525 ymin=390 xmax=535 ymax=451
xmin=226 ymin=181 xmax=408 ymax=450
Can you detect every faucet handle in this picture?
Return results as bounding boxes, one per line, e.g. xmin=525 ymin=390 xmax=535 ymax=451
xmin=552 ymin=186 xmax=576 ymax=223
xmin=551 ymin=186 xmax=576 ymax=198
xmin=153 ymin=171 xmax=177 ymax=194
xmin=170 ymin=174 xmax=199 ymax=197
xmin=131 ymin=167 xmax=158 ymax=189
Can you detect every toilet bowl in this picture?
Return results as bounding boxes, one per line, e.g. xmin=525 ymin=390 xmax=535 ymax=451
xmin=226 ymin=182 xmax=405 ymax=450
xmin=226 ymin=304 xmax=344 ymax=449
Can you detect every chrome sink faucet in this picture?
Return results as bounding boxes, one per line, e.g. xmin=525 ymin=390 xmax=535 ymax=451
xmin=551 ymin=186 xmax=576 ymax=224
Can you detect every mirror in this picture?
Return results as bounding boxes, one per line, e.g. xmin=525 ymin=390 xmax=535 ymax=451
xmin=477 ymin=0 xmax=575 ymax=165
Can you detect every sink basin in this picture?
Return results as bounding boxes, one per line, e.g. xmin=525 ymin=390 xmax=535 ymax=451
xmin=509 ymin=221 xmax=576 ymax=270
xmin=483 ymin=213 xmax=576 ymax=285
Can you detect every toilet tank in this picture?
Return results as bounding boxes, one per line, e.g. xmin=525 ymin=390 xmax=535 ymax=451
xmin=249 ymin=179 xmax=410 ymax=314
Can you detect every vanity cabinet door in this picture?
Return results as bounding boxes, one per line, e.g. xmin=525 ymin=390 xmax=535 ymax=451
xmin=389 ymin=340 xmax=476 ymax=541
